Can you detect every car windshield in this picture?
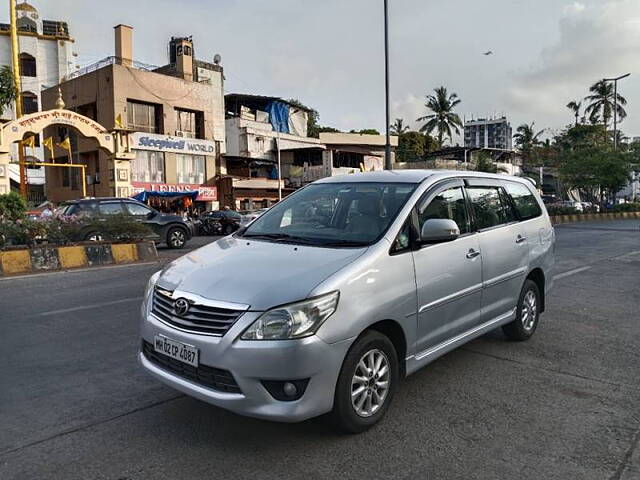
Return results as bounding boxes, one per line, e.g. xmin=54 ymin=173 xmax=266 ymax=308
xmin=240 ymin=182 xmax=417 ymax=247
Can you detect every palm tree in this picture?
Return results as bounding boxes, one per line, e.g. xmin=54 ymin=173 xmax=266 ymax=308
xmin=584 ymin=80 xmax=627 ymax=129
xmin=513 ymin=123 xmax=544 ymax=165
xmin=390 ymin=118 xmax=409 ymax=136
xmin=566 ymin=100 xmax=581 ymax=126
xmin=416 ymin=86 xmax=462 ymax=147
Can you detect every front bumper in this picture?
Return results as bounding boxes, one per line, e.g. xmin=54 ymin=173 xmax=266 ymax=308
xmin=139 ymin=311 xmax=353 ymax=422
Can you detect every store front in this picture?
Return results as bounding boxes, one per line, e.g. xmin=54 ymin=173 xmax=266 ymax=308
xmin=129 ymin=132 xmax=219 ymax=211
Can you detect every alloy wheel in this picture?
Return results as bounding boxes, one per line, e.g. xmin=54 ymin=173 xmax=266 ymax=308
xmin=351 ymin=349 xmax=390 ymax=417
xmin=521 ymin=290 xmax=537 ymax=331
xmin=169 ymin=229 xmax=185 ymax=247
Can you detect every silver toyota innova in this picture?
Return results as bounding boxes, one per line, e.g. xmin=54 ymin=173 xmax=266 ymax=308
xmin=139 ymin=170 xmax=554 ymax=432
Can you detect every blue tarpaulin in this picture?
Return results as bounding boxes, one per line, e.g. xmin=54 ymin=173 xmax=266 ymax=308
xmin=132 ymin=190 xmax=199 ymax=202
xmin=264 ymin=101 xmax=290 ymax=134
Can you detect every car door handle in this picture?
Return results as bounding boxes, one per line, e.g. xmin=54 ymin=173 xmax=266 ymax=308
xmin=466 ymin=249 xmax=481 ymax=259
xmin=516 ymin=235 xmax=527 ymax=244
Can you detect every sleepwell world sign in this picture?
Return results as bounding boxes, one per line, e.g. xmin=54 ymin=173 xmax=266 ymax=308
xmin=130 ymin=132 xmax=216 ymax=155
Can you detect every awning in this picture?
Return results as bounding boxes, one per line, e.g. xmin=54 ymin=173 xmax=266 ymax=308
xmin=132 ymin=190 xmax=199 ymax=202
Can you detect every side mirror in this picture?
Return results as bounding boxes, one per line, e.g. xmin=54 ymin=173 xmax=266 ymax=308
xmin=420 ymin=218 xmax=460 ymax=244
xmin=147 ymin=210 xmax=157 ymax=219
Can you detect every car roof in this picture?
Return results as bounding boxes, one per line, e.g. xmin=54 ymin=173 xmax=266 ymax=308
xmin=67 ymin=197 xmax=141 ymax=204
xmin=314 ymin=169 xmax=534 ymax=186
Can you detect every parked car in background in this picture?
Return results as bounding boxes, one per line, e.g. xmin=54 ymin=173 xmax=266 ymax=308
xmin=240 ymin=208 xmax=269 ymax=226
xmin=59 ymin=198 xmax=195 ymax=248
xmin=541 ymin=195 xmax=557 ymax=205
xmin=551 ymin=200 xmax=584 ymax=213
xmin=580 ymin=202 xmax=600 ymax=213
xmin=200 ymin=209 xmax=242 ymax=235
xmin=139 ymin=170 xmax=554 ymax=432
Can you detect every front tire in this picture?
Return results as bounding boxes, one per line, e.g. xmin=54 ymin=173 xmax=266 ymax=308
xmin=331 ymin=330 xmax=398 ymax=433
xmin=502 ymin=279 xmax=541 ymax=341
xmin=166 ymin=227 xmax=187 ymax=249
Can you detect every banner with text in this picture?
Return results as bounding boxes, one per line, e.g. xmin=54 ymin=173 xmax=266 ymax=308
xmin=130 ymin=132 xmax=217 ymax=156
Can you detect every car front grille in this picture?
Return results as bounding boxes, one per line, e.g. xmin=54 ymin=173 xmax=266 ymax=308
xmin=142 ymin=340 xmax=242 ymax=394
xmin=152 ymin=287 xmax=246 ymax=336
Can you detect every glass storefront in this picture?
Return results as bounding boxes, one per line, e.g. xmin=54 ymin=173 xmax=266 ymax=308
xmin=131 ymin=150 xmax=165 ymax=183
xmin=176 ymin=154 xmax=205 ymax=184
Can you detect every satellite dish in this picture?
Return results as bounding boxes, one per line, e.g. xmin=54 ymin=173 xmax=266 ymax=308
xmin=213 ymin=54 xmax=222 ymax=65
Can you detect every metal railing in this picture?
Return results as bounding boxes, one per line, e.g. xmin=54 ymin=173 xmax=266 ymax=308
xmin=67 ymin=56 xmax=160 ymax=80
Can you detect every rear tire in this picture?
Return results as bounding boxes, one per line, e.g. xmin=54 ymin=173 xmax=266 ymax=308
xmin=331 ymin=330 xmax=398 ymax=433
xmin=502 ymin=279 xmax=541 ymax=341
xmin=166 ymin=227 xmax=186 ymax=249
xmin=84 ymin=231 xmax=104 ymax=242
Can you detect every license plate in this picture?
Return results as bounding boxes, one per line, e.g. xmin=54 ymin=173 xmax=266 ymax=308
xmin=154 ymin=335 xmax=199 ymax=367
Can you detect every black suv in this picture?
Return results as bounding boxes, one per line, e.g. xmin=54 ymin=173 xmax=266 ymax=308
xmin=60 ymin=198 xmax=195 ymax=249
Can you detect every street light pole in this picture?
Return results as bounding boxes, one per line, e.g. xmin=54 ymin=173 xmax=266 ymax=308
xmin=603 ymin=73 xmax=630 ymax=151
xmin=383 ymin=0 xmax=392 ymax=170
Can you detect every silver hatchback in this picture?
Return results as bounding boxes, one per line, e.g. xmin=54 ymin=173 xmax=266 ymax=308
xmin=139 ymin=170 xmax=554 ymax=432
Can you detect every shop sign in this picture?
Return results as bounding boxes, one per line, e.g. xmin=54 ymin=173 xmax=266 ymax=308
xmin=131 ymin=182 xmax=217 ymax=201
xmin=130 ymin=132 xmax=216 ymax=155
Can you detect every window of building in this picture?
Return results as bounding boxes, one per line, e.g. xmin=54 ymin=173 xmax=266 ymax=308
xmin=75 ymin=102 xmax=97 ymax=120
xmin=466 ymin=186 xmax=515 ymax=230
xmin=17 ymin=17 xmax=37 ymax=34
xmin=504 ymin=182 xmax=542 ymax=220
xmin=19 ymin=53 xmax=36 ymax=77
xmin=333 ymin=151 xmax=364 ymax=169
xmin=175 ymin=108 xmax=203 ymax=138
xmin=418 ymin=186 xmax=470 ymax=234
xmin=176 ymin=154 xmax=205 ymax=184
xmin=21 ymin=92 xmax=38 ymax=114
xmin=294 ymin=149 xmax=323 ymax=166
xmin=130 ymin=150 xmax=165 ymax=183
xmin=127 ymin=100 xmax=161 ymax=133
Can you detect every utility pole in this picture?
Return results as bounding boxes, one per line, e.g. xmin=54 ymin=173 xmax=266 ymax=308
xmin=603 ymin=73 xmax=631 ymax=151
xmin=9 ymin=0 xmax=27 ymax=199
xmin=383 ymin=0 xmax=392 ymax=170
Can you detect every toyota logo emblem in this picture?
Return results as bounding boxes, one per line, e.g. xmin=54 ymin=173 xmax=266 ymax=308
xmin=174 ymin=298 xmax=190 ymax=316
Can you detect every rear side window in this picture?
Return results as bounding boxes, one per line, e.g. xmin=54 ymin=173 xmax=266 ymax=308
xmin=98 ymin=202 xmax=124 ymax=215
xmin=466 ymin=186 xmax=514 ymax=230
xmin=505 ymin=182 xmax=542 ymax=220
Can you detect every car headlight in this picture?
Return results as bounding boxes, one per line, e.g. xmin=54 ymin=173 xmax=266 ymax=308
xmin=141 ymin=270 xmax=162 ymax=315
xmin=241 ymin=291 xmax=340 ymax=340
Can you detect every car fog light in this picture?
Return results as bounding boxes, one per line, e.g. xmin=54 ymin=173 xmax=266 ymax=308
xmin=283 ymin=382 xmax=297 ymax=397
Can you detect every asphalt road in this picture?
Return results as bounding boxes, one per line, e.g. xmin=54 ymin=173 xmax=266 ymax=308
xmin=1 ymin=222 xmax=639 ymax=480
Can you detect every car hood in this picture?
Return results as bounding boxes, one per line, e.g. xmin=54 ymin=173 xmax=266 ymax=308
xmin=157 ymin=236 xmax=367 ymax=310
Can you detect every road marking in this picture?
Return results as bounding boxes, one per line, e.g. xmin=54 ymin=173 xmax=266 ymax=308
xmin=553 ymin=266 xmax=591 ymax=280
xmin=38 ymin=297 xmax=143 ymax=317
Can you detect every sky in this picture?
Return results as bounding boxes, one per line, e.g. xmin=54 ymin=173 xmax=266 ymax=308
xmin=20 ymin=0 xmax=640 ymax=141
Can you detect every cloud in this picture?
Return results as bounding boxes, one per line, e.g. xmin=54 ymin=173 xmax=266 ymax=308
xmin=504 ymin=0 xmax=640 ymax=131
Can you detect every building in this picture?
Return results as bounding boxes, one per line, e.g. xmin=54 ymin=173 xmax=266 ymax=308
xmin=285 ymin=132 xmax=398 ymax=187
xmin=41 ymin=25 xmax=225 ymax=210
xmin=464 ymin=116 xmax=512 ymax=150
xmin=0 ymin=1 xmax=74 ymax=199
xmin=223 ymin=93 xmax=323 ymax=210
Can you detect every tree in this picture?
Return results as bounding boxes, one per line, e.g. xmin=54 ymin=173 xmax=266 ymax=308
xmin=416 ymin=86 xmax=463 ymax=147
xmin=473 ymin=151 xmax=508 ymax=174
xmin=566 ymin=100 xmax=581 ymax=126
xmin=0 ymin=191 xmax=27 ymax=221
xmin=349 ymin=128 xmax=381 ymax=135
xmin=584 ymin=80 xmax=627 ymax=129
xmin=0 ymin=66 xmax=17 ymax=117
xmin=513 ymin=123 xmax=544 ymax=165
xmin=390 ymin=118 xmax=409 ymax=135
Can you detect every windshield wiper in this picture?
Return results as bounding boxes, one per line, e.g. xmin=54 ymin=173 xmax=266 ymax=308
xmin=316 ymin=240 xmax=370 ymax=247
xmin=242 ymin=233 xmax=318 ymax=245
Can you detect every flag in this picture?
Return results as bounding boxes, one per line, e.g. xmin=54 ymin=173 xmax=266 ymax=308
xmin=22 ymin=136 xmax=35 ymax=148
xmin=114 ymin=113 xmax=124 ymax=129
xmin=43 ymin=137 xmax=54 ymax=159
xmin=57 ymin=137 xmax=72 ymax=158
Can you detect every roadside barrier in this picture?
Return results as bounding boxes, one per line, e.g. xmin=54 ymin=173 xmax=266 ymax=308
xmin=550 ymin=211 xmax=640 ymax=225
xmin=0 ymin=241 xmax=158 ymax=277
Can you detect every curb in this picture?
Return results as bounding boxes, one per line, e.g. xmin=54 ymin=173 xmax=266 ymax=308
xmin=550 ymin=211 xmax=640 ymax=225
xmin=0 ymin=241 xmax=158 ymax=277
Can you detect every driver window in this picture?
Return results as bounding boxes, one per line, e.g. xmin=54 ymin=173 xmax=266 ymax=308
xmin=417 ymin=186 xmax=469 ymax=234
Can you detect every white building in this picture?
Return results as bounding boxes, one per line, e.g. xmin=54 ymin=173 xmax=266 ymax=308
xmin=464 ymin=116 xmax=513 ymax=150
xmin=0 ymin=1 xmax=74 ymax=197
